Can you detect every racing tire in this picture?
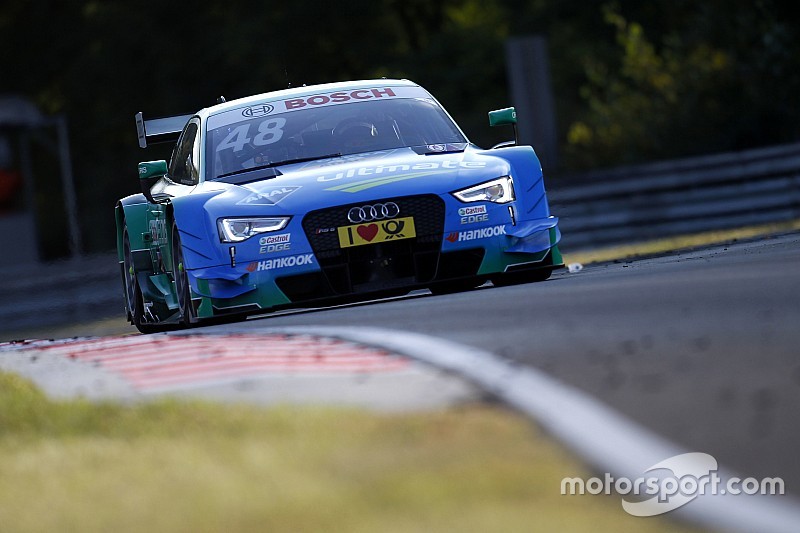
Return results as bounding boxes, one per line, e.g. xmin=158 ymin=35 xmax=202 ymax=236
xmin=171 ymin=221 xmax=196 ymax=327
xmin=491 ymin=251 xmax=555 ymax=287
xmin=123 ymin=227 xmax=166 ymax=334
xmin=491 ymin=267 xmax=553 ymax=287
xmin=429 ymin=278 xmax=485 ymax=295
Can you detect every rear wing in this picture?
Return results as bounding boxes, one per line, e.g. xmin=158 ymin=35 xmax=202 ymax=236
xmin=135 ymin=111 xmax=193 ymax=148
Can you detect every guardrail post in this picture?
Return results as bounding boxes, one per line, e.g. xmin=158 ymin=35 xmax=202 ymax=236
xmin=505 ymin=35 xmax=559 ymax=171
xmin=55 ymin=115 xmax=82 ymax=259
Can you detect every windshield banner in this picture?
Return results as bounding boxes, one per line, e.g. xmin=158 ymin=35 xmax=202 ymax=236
xmin=207 ymin=85 xmax=431 ymax=130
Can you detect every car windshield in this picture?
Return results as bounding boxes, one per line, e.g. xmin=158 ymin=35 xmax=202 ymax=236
xmin=205 ymin=97 xmax=467 ymax=180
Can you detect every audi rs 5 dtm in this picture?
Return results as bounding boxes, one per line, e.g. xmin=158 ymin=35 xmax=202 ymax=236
xmin=116 ymin=79 xmax=563 ymax=332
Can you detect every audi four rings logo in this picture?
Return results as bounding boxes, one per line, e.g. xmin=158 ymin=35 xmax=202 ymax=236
xmin=347 ymin=202 xmax=400 ymax=223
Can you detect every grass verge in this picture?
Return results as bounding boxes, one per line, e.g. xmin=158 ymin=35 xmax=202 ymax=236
xmin=0 ymin=372 xmax=693 ymax=532
xmin=562 ymin=218 xmax=800 ymax=266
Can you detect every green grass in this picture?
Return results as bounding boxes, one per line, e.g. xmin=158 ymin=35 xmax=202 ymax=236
xmin=0 ymin=372 xmax=693 ymax=532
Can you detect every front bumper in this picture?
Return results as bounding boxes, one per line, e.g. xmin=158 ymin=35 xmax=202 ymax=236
xmin=184 ymin=194 xmax=561 ymax=317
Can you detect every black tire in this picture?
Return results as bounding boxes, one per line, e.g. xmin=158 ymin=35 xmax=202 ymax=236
xmin=491 ymin=267 xmax=553 ymax=287
xmin=429 ymin=278 xmax=485 ymax=296
xmin=491 ymin=252 xmax=554 ymax=287
xmin=123 ymin=227 xmax=165 ymax=334
xmin=171 ymin=221 xmax=195 ymax=327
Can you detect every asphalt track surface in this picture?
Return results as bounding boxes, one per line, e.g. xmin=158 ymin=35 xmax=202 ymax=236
xmin=230 ymin=232 xmax=800 ymax=495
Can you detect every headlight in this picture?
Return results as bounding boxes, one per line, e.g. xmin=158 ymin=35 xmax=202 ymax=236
xmin=217 ymin=217 xmax=290 ymax=243
xmin=453 ymin=177 xmax=515 ymax=204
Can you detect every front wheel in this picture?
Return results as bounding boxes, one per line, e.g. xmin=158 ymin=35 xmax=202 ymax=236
xmin=491 ymin=267 xmax=553 ymax=287
xmin=491 ymin=251 xmax=555 ymax=287
xmin=429 ymin=277 xmax=485 ymax=295
xmin=171 ymin=222 xmax=196 ymax=327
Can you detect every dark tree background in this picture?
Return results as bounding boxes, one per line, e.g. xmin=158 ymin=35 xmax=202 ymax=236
xmin=1 ymin=0 xmax=798 ymax=256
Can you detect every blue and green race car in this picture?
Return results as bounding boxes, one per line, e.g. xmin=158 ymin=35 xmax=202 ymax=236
xmin=116 ymin=79 xmax=563 ymax=333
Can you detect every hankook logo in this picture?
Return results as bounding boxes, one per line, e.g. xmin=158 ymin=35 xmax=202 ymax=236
xmin=346 ymin=202 xmax=400 ymax=223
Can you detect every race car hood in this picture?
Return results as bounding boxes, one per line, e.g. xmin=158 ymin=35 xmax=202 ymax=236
xmin=201 ymin=146 xmax=513 ymax=213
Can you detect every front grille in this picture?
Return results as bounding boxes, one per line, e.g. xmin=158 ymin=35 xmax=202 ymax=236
xmin=303 ymin=195 xmax=445 ymax=252
xmin=300 ymin=195 xmax=445 ymax=294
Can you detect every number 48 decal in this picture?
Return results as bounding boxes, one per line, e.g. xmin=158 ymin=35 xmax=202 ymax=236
xmin=216 ymin=118 xmax=286 ymax=152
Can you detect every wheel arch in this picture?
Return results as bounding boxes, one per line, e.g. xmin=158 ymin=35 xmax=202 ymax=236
xmin=116 ymin=193 xmax=151 ymax=268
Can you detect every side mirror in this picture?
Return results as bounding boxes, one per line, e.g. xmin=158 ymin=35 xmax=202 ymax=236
xmin=138 ymin=160 xmax=168 ymax=203
xmin=488 ymin=107 xmax=518 ymax=148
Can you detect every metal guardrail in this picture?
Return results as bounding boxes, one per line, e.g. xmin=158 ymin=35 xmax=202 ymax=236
xmin=0 ymin=254 xmax=122 ymax=336
xmin=549 ymin=142 xmax=800 ymax=249
xmin=2 ymin=142 xmax=800 ymax=335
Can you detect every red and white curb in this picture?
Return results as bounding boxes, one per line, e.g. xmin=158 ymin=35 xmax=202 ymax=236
xmin=0 ymin=332 xmax=478 ymax=411
xmin=17 ymin=334 xmax=408 ymax=391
